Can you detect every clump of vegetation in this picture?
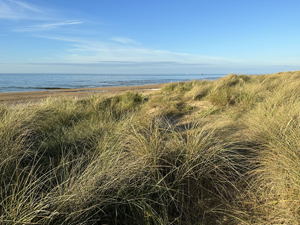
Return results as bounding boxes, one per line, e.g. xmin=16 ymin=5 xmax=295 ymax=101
xmin=1 ymin=70 xmax=300 ymax=224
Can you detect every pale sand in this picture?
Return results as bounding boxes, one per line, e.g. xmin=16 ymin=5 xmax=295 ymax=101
xmin=0 ymin=83 xmax=166 ymax=106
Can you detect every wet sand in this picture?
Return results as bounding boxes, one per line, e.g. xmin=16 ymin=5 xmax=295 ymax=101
xmin=0 ymin=83 xmax=166 ymax=106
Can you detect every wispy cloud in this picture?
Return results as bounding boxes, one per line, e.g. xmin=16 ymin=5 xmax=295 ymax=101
xmin=34 ymin=35 xmax=237 ymax=67
xmin=111 ymin=37 xmax=139 ymax=45
xmin=35 ymin=34 xmax=238 ymax=66
xmin=3 ymin=61 xmax=212 ymax=69
xmin=66 ymin=44 xmax=233 ymax=65
xmin=0 ymin=0 xmax=44 ymax=19
xmin=13 ymin=20 xmax=83 ymax=32
xmin=0 ymin=0 xmax=240 ymax=73
xmin=8 ymin=0 xmax=42 ymax=13
xmin=0 ymin=62 xmax=221 ymax=74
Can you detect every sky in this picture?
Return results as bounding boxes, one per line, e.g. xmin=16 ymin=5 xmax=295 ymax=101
xmin=0 ymin=0 xmax=300 ymax=74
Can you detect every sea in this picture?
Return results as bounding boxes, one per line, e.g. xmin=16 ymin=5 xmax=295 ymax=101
xmin=0 ymin=73 xmax=225 ymax=93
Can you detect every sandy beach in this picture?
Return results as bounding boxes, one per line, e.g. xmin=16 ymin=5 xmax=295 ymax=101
xmin=0 ymin=83 xmax=165 ymax=106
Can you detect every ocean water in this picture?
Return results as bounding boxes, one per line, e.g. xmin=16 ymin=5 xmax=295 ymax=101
xmin=0 ymin=73 xmax=225 ymax=93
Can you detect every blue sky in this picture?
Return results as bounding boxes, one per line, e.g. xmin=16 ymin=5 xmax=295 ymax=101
xmin=0 ymin=0 xmax=300 ymax=74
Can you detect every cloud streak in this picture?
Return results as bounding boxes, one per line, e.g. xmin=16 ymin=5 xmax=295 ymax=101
xmin=13 ymin=20 xmax=83 ymax=32
xmin=35 ymin=34 xmax=238 ymax=66
xmin=111 ymin=37 xmax=139 ymax=45
xmin=0 ymin=0 xmax=44 ymax=19
xmin=66 ymin=44 xmax=234 ymax=65
xmin=0 ymin=1 xmax=244 ymax=74
xmin=6 ymin=61 xmax=211 ymax=68
xmin=8 ymin=0 xmax=42 ymax=13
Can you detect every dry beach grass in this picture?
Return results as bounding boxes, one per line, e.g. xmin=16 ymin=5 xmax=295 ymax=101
xmin=1 ymin=71 xmax=300 ymax=224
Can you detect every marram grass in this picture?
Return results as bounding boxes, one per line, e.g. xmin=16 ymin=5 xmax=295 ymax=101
xmin=1 ymin=71 xmax=300 ymax=224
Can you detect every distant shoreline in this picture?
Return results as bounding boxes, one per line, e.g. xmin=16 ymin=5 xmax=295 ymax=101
xmin=0 ymin=83 xmax=166 ymax=105
xmin=0 ymin=73 xmax=225 ymax=93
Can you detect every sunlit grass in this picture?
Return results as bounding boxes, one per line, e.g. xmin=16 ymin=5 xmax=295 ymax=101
xmin=1 ymin=71 xmax=300 ymax=224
